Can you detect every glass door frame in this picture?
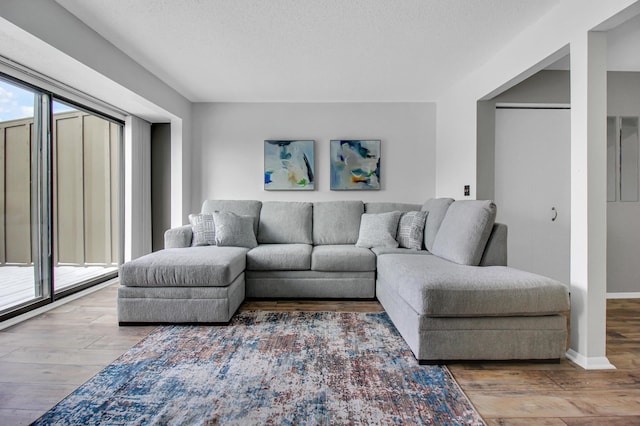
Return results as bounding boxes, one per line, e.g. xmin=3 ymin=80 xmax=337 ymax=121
xmin=0 ymin=73 xmax=124 ymax=322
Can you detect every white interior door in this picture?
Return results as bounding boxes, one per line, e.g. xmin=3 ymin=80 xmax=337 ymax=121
xmin=494 ymin=107 xmax=571 ymax=283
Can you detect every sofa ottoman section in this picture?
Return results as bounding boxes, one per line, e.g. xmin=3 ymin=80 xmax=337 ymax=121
xmin=118 ymin=246 xmax=249 ymax=324
xmin=120 ymin=246 xmax=248 ymax=288
xmin=118 ymin=274 xmax=244 ymax=324
xmin=376 ymin=254 xmax=570 ymax=362
xmin=379 ymin=255 xmax=570 ymax=317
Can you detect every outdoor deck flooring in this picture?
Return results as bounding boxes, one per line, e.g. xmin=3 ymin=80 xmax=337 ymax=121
xmin=0 ymin=266 xmax=117 ymax=313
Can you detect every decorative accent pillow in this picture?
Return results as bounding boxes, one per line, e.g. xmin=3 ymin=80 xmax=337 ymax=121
xmin=355 ymin=211 xmax=402 ymax=249
xmin=212 ymin=211 xmax=258 ymax=248
xmin=397 ymin=211 xmax=428 ymax=250
xmin=188 ymin=213 xmax=216 ymax=246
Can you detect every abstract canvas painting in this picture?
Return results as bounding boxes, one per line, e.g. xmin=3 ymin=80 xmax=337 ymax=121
xmin=330 ymin=140 xmax=381 ymax=190
xmin=264 ymin=140 xmax=315 ymax=190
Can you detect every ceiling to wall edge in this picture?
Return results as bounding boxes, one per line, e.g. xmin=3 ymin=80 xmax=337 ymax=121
xmin=481 ymin=3 xmax=640 ymax=104
xmin=479 ymin=45 xmax=571 ymax=102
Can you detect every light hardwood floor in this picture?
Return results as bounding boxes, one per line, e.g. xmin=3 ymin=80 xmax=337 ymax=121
xmin=0 ymin=284 xmax=638 ymax=425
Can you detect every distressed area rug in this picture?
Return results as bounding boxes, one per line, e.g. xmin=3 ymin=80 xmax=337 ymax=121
xmin=34 ymin=311 xmax=484 ymax=425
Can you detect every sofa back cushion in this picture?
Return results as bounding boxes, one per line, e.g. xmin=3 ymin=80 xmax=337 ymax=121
xmin=201 ymin=200 xmax=262 ymax=235
xmin=479 ymin=223 xmax=508 ymax=266
xmin=313 ymin=201 xmax=364 ymax=245
xmin=364 ymin=202 xmax=422 ymax=214
xmin=430 ymin=200 xmax=497 ymax=266
xmin=421 ymin=198 xmax=454 ymax=252
xmin=258 ymin=201 xmax=313 ymax=244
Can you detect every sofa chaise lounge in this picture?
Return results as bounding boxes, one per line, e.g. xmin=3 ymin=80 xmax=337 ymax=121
xmin=118 ymin=199 xmax=570 ymax=363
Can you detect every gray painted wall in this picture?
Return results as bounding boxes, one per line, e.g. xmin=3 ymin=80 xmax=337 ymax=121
xmin=476 ymin=70 xmax=570 ymax=200
xmin=190 ymin=102 xmax=436 ymax=212
xmin=494 ymin=70 xmax=570 ymax=104
xmin=607 ymin=72 xmax=640 ymax=294
xmin=151 ymin=123 xmax=172 ymax=251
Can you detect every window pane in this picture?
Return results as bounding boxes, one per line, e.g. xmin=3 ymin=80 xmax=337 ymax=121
xmin=620 ymin=116 xmax=639 ymax=202
xmin=53 ymin=100 xmax=120 ymax=293
xmin=0 ymin=79 xmax=42 ymax=314
xmin=607 ymin=116 xmax=617 ymax=202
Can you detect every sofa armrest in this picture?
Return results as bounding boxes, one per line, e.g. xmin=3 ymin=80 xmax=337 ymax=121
xmin=479 ymin=223 xmax=507 ymax=266
xmin=164 ymin=225 xmax=193 ymax=248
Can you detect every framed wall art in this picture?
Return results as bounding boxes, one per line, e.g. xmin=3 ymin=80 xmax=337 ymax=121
xmin=264 ymin=140 xmax=315 ymax=190
xmin=330 ymin=139 xmax=381 ymax=190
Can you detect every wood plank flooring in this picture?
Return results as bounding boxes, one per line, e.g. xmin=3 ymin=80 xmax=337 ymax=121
xmin=0 ymin=284 xmax=638 ymax=425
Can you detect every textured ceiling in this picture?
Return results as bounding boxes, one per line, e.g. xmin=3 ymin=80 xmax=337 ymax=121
xmin=55 ymin=0 xmax=560 ymax=102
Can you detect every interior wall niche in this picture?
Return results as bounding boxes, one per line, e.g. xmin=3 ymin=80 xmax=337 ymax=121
xmin=607 ymin=116 xmax=640 ymax=203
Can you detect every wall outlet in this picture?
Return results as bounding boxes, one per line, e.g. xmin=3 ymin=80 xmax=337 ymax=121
xmin=464 ymin=185 xmax=470 ymax=196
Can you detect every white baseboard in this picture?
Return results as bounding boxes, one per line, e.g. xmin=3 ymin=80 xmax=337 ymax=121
xmin=607 ymin=292 xmax=640 ymax=299
xmin=566 ymin=349 xmax=616 ymax=370
xmin=0 ymin=278 xmax=117 ymax=332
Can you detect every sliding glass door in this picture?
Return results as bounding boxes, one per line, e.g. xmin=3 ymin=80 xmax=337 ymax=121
xmin=52 ymin=100 xmax=119 ymax=295
xmin=0 ymin=79 xmax=49 ymax=313
xmin=0 ymin=76 xmax=121 ymax=319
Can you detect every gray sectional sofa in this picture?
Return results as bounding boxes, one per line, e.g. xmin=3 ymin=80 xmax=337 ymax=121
xmin=118 ymin=198 xmax=570 ymax=363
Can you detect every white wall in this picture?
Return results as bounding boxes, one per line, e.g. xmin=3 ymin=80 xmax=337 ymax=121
xmin=436 ymin=1 xmax=638 ymax=199
xmin=436 ymin=0 xmax=640 ymax=369
xmin=191 ymin=103 xmax=436 ymax=212
xmin=0 ymin=0 xmax=193 ymax=229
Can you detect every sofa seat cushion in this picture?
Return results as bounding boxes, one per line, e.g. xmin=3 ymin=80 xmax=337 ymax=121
xmin=120 ymin=246 xmax=248 ymax=288
xmin=247 ymin=244 xmax=312 ymax=271
xmin=377 ymin=254 xmax=570 ymax=317
xmin=311 ymin=245 xmax=376 ymax=272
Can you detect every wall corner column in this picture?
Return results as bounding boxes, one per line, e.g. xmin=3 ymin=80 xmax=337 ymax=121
xmin=567 ymin=31 xmax=615 ymax=370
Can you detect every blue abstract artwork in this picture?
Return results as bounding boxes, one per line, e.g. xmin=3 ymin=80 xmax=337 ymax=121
xmin=330 ymin=140 xmax=381 ymax=190
xmin=264 ymin=140 xmax=315 ymax=190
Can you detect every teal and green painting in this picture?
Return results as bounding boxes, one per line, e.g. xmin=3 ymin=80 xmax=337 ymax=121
xmin=330 ymin=140 xmax=381 ymax=190
xmin=264 ymin=140 xmax=315 ymax=190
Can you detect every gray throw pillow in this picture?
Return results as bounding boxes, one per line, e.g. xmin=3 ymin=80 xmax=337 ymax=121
xmin=213 ymin=211 xmax=258 ymax=248
xmin=397 ymin=211 xmax=428 ymax=250
xmin=355 ymin=211 xmax=402 ymax=249
xmin=188 ymin=213 xmax=216 ymax=246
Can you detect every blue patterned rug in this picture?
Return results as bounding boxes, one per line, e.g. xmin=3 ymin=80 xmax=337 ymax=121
xmin=34 ymin=311 xmax=484 ymax=425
